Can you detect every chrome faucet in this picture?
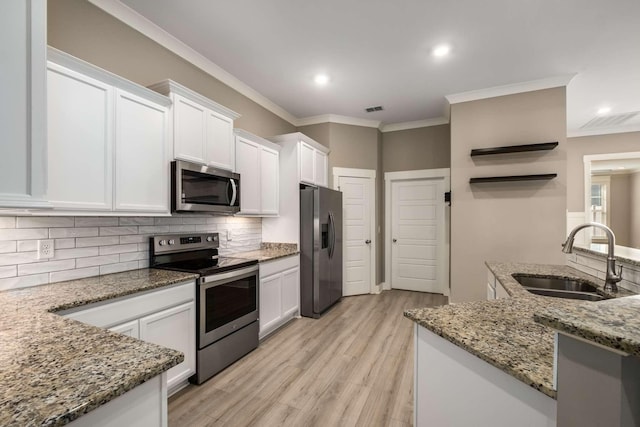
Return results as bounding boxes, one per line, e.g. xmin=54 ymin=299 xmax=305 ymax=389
xmin=562 ymin=222 xmax=622 ymax=292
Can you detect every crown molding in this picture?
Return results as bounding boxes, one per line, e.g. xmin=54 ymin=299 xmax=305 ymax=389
xmin=88 ymin=0 xmax=298 ymax=126
xmin=296 ymin=114 xmax=381 ymax=129
xmin=380 ymin=117 xmax=449 ymax=133
xmin=567 ymin=123 xmax=640 ymax=138
xmin=445 ymin=74 xmax=577 ymax=105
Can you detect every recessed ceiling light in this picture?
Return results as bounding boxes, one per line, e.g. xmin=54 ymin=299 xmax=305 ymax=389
xmin=432 ymin=44 xmax=451 ymax=57
xmin=314 ymin=74 xmax=330 ymax=85
xmin=597 ymin=106 xmax=611 ymax=115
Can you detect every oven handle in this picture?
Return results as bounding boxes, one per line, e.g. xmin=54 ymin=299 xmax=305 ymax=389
xmin=229 ymin=178 xmax=237 ymax=207
xmin=199 ymin=264 xmax=258 ymax=286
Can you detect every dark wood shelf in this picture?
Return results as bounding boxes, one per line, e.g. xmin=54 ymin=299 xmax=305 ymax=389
xmin=469 ymin=174 xmax=557 ymax=184
xmin=470 ymin=142 xmax=558 ymax=157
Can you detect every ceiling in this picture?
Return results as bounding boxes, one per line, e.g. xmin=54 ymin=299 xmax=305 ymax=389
xmin=115 ymin=0 xmax=640 ymax=135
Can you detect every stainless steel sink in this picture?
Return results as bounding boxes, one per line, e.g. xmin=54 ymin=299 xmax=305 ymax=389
xmin=512 ymin=274 xmax=605 ymax=301
xmin=524 ymin=288 xmax=605 ymax=301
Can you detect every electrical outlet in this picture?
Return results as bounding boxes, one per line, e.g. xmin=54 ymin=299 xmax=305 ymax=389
xmin=227 ymin=229 xmax=233 ymax=241
xmin=37 ymin=239 xmax=54 ymax=259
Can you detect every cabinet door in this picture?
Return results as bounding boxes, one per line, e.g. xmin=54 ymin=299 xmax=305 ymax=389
xmin=259 ymin=274 xmax=282 ymax=336
xmin=47 ymin=63 xmax=114 ymax=210
xmin=173 ymin=94 xmax=206 ymax=164
xmin=299 ymin=142 xmax=315 ymax=184
xmin=114 ymin=89 xmax=169 ymax=213
xmin=260 ymin=147 xmax=279 ymax=215
xmin=109 ymin=319 xmax=140 ymax=338
xmin=205 ymin=110 xmax=234 ymax=170
xmin=139 ymin=301 xmax=196 ymax=391
xmin=0 ymin=0 xmax=48 ymax=208
xmin=314 ymin=150 xmax=328 ymax=187
xmin=281 ymin=267 xmax=299 ymax=319
xmin=235 ymin=137 xmax=261 ymax=215
xmin=495 ymin=282 xmax=510 ymax=299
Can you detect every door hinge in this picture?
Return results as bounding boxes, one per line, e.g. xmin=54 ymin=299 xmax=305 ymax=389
xmin=444 ymin=191 xmax=451 ymax=206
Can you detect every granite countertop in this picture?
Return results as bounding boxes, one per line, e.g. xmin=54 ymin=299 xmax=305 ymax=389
xmin=404 ymin=262 xmax=633 ymax=399
xmin=233 ymin=242 xmax=299 ymax=262
xmin=534 ymin=295 xmax=640 ymax=357
xmin=0 ymin=268 xmax=198 ymax=427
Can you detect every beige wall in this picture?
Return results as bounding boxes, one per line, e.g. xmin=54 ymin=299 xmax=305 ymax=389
xmin=566 ymin=132 xmax=640 ymax=212
xmin=608 ymin=174 xmax=632 ymax=247
xmin=48 ymin=0 xmax=296 ymax=137
xmin=295 ymin=123 xmax=330 ymax=148
xmin=632 ymin=173 xmax=640 ymax=248
xmin=450 ymin=87 xmax=567 ymax=302
xmin=382 ymin=124 xmax=451 ymax=172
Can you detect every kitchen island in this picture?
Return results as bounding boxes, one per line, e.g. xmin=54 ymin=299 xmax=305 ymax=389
xmin=405 ymin=261 xmax=634 ymax=426
xmin=0 ymin=268 xmax=197 ymax=426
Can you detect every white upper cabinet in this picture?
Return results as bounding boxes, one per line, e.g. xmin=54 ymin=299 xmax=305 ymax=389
xmin=47 ymin=62 xmax=114 ymax=210
xmin=0 ymin=0 xmax=49 ymax=208
xmin=46 ymin=48 xmax=171 ymax=214
xmin=148 ymin=80 xmax=240 ymax=171
xmin=270 ymin=132 xmax=330 ymax=187
xmin=234 ymin=129 xmax=280 ymax=216
xmin=114 ymin=89 xmax=169 ymax=213
xmin=173 ymin=94 xmax=207 ymax=164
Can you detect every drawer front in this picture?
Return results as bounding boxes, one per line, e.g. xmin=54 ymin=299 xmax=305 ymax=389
xmin=63 ymin=281 xmax=195 ymax=328
xmin=260 ymin=254 xmax=299 ymax=278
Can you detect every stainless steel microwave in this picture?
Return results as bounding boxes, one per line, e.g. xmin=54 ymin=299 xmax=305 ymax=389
xmin=172 ymin=160 xmax=240 ymax=214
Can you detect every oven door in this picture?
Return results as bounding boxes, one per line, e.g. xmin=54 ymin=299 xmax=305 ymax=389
xmin=199 ymin=264 xmax=258 ymax=348
xmin=173 ymin=160 xmax=240 ymax=214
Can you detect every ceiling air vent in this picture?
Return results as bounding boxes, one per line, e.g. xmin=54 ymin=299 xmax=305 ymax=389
xmin=580 ymin=112 xmax=639 ymax=129
xmin=365 ymin=106 xmax=383 ymax=113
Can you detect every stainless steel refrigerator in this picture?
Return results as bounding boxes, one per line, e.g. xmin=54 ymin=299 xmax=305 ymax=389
xmin=300 ymin=185 xmax=343 ymax=318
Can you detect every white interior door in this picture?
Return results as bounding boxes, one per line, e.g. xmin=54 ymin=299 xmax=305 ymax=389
xmin=338 ymin=175 xmax=372 ymax=296
xmin=391 ymin=178 xmax=445 ymax=293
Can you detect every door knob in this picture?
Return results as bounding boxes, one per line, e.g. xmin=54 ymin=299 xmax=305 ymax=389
xmin=365 ymin=239 xmax=371 ymax=244
xmin=393 ymin=238 xmax=397 ymax=243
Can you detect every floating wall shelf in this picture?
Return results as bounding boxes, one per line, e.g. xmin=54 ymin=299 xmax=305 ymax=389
xmin=469 ymin=174 xmax=557 ymax=184
xmin=470 ymin=142 xmax=558 ymax=157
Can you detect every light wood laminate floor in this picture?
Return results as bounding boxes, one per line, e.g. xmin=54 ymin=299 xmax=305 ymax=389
xmin=169 ymin=290 xmax=448 ymax=427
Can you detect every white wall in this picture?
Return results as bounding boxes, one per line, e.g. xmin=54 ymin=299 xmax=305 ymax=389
xmin=0 ymin=215 xmax=261 ymax=291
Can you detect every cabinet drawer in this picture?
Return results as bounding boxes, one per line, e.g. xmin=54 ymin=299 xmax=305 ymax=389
xmin=62 ymin=281 xmax=195 ymax=328
xmin=260 ymin=254 xmax=299 ymax=278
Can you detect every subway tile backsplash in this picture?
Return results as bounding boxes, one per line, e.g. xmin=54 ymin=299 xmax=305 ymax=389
xmin=567 ymin=251 xmax=640 ymax=294
xmin=0 ymin=215 xmax=261 ymax=291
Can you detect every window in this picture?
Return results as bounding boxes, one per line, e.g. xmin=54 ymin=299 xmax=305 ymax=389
xmin=590 ymin=175 xmax=610 ymax=242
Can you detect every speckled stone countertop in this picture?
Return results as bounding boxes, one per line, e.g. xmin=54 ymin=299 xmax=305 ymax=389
xmin=0 ymin=268 xmax=198 ymax=427
xmin=404 ymin=262 xmax=633 ymax=399
xmin=535 ymin=296 xmax=640 ymax=357
xmin=233 ymin=242 xmax=299 ymax=262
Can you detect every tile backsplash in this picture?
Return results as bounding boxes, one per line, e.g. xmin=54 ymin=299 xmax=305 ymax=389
xmin=566 ymin=250 xmax=640 ymax=294
xmin=0 ymin=215 xmax=261 ymax=291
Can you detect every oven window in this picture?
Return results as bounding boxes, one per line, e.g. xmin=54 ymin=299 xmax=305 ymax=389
xmin=205 ymin=275 xmax=257 ymax=332
xmin=182 ymin=169 xmax=232 ymax=206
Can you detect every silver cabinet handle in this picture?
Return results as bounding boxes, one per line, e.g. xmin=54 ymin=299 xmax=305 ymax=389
xmin=393 ymin=238 xmax=397 ymax=243
xmin=365 ymin=239 xmax=371 ymax=244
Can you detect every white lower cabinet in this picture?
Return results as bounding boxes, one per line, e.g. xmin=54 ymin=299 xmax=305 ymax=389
xmin=63 ymin=281 xmax=196 ymax=396
xmin=259 ymin=255 xmax=300 ymax=339
xmin=487 ymin=268 xmax=509 ymax=300
xmin=415 ymin=324 xmax=556 ymax=426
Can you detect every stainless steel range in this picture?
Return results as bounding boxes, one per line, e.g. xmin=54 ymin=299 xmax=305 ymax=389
xmin=150 ymin=232 xmax=259 ymax=384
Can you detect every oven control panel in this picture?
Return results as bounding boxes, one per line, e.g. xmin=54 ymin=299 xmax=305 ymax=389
xmin=152 ymin=233 xmax=219 ymax=254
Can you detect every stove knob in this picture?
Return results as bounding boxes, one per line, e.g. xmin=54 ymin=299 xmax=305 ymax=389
xmin=159 ymin=239 xmax=167 ymax=246
xmin=206 ymin=236 xmax=213 ymax=242
xmin=168 ymin=239 xmax=176 ymax=245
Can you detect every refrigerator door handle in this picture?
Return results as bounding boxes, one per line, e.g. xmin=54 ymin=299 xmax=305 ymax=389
xmin=328 ymin=211 xmax=335 ymax=259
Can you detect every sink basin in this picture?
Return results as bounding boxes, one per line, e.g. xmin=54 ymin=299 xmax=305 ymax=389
xmin=525 ymin=288 xmax=605 ymax=301
xmin=512 ymin=274 xmax=605 ymax=301
xmin=512 ymin=274 xmax=599 ymax=292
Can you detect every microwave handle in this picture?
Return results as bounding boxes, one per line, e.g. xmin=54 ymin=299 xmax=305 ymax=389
xmin=229 ymin=178 xmax=237 ymax=206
